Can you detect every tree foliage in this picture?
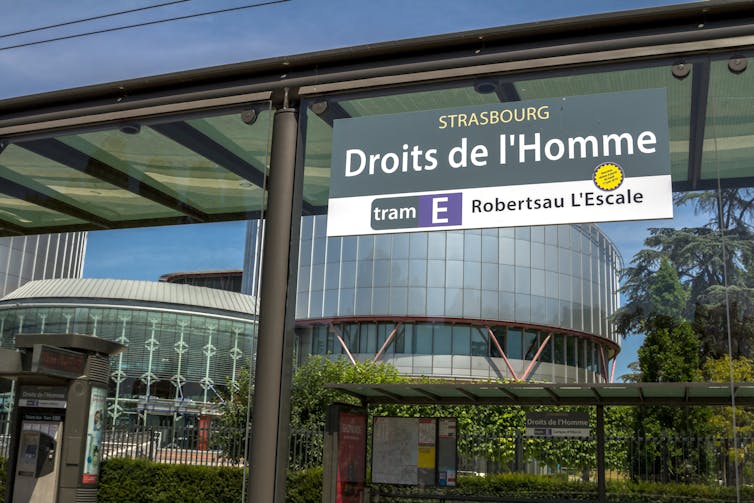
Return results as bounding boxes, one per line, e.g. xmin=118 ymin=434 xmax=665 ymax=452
xmin=216 ymin=357 xmax=635 ymax=476
xmin=616 ymin=189 xmax=754 ymax=358
xmin=214 ymin=367 xmax=253 ymax=462
xmin=289 ymin=356 xmax=406 ymax=430
xmin=631 ymin=316 xmax=711 ymax=482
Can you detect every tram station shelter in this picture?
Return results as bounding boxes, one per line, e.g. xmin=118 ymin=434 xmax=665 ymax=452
xmin=2 ymin=2 xmax=754 ymax=501
xmin=328 ymin=382 xmax=754 ymax=502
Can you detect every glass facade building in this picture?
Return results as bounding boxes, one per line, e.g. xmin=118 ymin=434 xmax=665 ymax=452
xmin=0 ymin=278 xmax=257 ymax=424
xmin=0 ymin=232 xmax=87 ymax=297
xmin=245 ymin=215 xmax=621 ymax=383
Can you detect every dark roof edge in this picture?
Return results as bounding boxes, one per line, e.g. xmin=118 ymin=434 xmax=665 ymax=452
xmin=1 ymin=1 xmax=751 ymax=118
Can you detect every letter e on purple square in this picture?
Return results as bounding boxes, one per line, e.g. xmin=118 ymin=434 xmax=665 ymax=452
xmin=418 ymin=192 xmax=462 ymax=227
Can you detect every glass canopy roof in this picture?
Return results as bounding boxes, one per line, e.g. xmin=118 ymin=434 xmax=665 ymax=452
xmin=0 ymin=105 xmax=273 ymax=234
xmin=0 ymin=2 xmax=752 ymax=237
xmin=329 ymin=382 xmax=754 ymax=406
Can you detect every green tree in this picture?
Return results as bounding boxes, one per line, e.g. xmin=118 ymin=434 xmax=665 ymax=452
xmin=289 ymin=356 xmax=406 ymax=431
xmin=632 ymin=316 xmax=711 ymax=482
xmin=617 ymin=189 xmax=754 ymax=358
xmin=703 ymin=356 xmax=754 ymax=485
xmin=615 ymin=255 xmax=689 ymax=336
xmin=214 ymin=367 xmax=253 ymax=462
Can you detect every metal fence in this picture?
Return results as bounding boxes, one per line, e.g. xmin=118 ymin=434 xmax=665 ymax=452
xmin=457 ymin=431 xmax=754 ymax=486
xmin=101 ymin=424 xmax=323 ymax=469
xmin=2 ymin=417 xmax=753 ymax=489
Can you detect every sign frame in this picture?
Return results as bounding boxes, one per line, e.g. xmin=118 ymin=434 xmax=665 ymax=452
xmin=327 ymin=89 xmax=673 ymax=237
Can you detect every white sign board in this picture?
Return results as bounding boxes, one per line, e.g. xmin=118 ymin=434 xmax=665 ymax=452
xmin=328 ymin=89 xmax=673 ymax=236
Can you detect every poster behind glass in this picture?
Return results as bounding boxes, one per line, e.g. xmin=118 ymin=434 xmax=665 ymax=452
xmin=82 ymin=386 xmax=106 ymax=484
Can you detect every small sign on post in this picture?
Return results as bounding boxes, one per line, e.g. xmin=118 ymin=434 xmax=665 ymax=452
xmin=525 ymin=412 xmax=590 ymax=437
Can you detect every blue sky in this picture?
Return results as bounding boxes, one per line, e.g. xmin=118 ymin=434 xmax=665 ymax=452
xmin=2 ymin=0 xmax=694 ymax=380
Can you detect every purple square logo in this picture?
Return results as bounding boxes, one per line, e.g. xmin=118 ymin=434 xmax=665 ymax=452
xmin=418 ymin=192 xmax=462 ymax=227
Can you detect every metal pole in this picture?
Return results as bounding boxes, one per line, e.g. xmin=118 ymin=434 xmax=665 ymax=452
xmin=596 ymin=405 xmax=606 ymax=503
xmin=247 ymin=105 xmax=301 ymax=503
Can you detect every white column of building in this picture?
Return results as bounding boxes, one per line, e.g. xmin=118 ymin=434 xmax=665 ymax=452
xmin=171 ymin=321 xmax=188 ymax=400
xmin=201 ymin=323 xmax=217 ymax=404
xmin=230 ymin=327 xmax=243 ymax=391
xmin=109 ymin=316 xmax=130 ymax=422
xmin=91 ymin=314 xmax=100 ymax=336
xmin=140 ymin=318 xmax=160 ymax=424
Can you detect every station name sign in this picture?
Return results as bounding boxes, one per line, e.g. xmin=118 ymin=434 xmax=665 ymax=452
xmin=326 ymin=89 xmax=673 ymax=236
xmin=525 ymin=411 xmax=590 ymax=438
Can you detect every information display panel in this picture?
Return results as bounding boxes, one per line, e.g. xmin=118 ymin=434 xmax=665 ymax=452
xmin=372 ymin=417 xmax=457 ymax=486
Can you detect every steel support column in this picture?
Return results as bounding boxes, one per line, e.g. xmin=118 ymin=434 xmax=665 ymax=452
xmin=247 ymin=106 xmax=302 ymax=503
xmin=486 ymin=327 xmax=520 ymax=380
xmin=521 ymin=333 xmax=552 ymax=381
xmin=596 ymin=404 xmax=606 ymax=503
xmin=373 ymin=322 xmax=403 ymax=363
xmin=330 ymin=323 xmax=357 ymax=365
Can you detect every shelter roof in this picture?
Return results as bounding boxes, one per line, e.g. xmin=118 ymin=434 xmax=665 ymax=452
xmin=329 ymin=382 xmax=754 ymax=406
xmin=0 ymin=2 xmax=753 ymax=235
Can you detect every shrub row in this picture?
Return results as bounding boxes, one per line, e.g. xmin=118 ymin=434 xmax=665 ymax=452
xmin=2 ymin=458 xmax=752 ymax=502
xmin=375 ymin=472 xmax=754 ymax=502
xmin=97 ymin=458 xmax=321 ymax=503
xmin=0 ymin=457 xmax=5 ymax=503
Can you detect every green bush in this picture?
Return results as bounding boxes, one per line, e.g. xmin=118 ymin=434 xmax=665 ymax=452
xmin=98 ymin=459 xmax=243 ymax=503
xmin=372 ymin=473 xmax=754 ymax=502
xmin=5 ymin=456 xmax=754 ymax=502
xmin=287 ymin=466 xmax=323 ymax=503
xmin=98 ymin=458 xmax=321 ymax=503
xmin=0 ymin=457 xmax=6 ymax=503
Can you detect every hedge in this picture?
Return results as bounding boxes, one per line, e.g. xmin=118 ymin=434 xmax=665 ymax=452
xmin=0 ymin=457 xmax=321 ymax=503
xmin=0 ymin=457 xmax=5 ymax=503
xmin=375 ymin=472 xmax=754 ymax=502
xmin=2 ymin=458 xmax=752 ymax=502
xmin=97 ymin=459 xmax=321 ymax=503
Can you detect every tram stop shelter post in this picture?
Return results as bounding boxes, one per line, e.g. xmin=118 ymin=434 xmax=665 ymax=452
xmin=328 ymin=382 xmax=754 ymax=503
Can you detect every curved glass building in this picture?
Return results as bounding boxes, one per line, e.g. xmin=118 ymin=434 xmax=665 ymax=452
xmin=247 ymin=216 xmax=622 ymax=383
xmin=0 ymin=278 xmax=257 ymax=424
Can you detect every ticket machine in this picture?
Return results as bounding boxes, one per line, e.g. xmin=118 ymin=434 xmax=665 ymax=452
xmin=1 ymin=333 xmax=124 ymax=503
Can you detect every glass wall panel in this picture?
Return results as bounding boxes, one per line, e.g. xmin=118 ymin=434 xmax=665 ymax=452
xmin=471 ymin=328 xmax=487 ymax=356
xmin=507 ymin=328 xmax=523 ymax=360
xmin=434 ymin=325 xmax=452 ymax=354
xmin=452 ymin=326 xmax=471 ymax=356
xmin=415 ymin=325 xmax=433 ymax=354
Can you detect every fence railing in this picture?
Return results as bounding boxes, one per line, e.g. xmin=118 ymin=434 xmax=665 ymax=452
xmin=457 ymin=432 xmax=754 ymax=486
xmin=101 ymin=424 xmax=323 ymax=469
xmin=2 ymin=417 xmax=753 ymax=489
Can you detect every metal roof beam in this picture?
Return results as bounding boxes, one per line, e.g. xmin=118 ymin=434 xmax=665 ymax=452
xmin=686 ymin=59 xmax=711 ymax=190
xmin=373 ymin=387 xmax=406 ymax=402
xmin=0 ymin=176 xmax=111 ymax=229
xmin=0 ymin=219 xmax=27 ymax=236
xmin=151 ymin=121 xmax=266 ymax=188
xmin=309 ymin=101 xmax=352 ymax=128
xmin=16 ymin=139 xmax=209 ymax=222
xmin=456 ymin=387 xmax=480 ymax=402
